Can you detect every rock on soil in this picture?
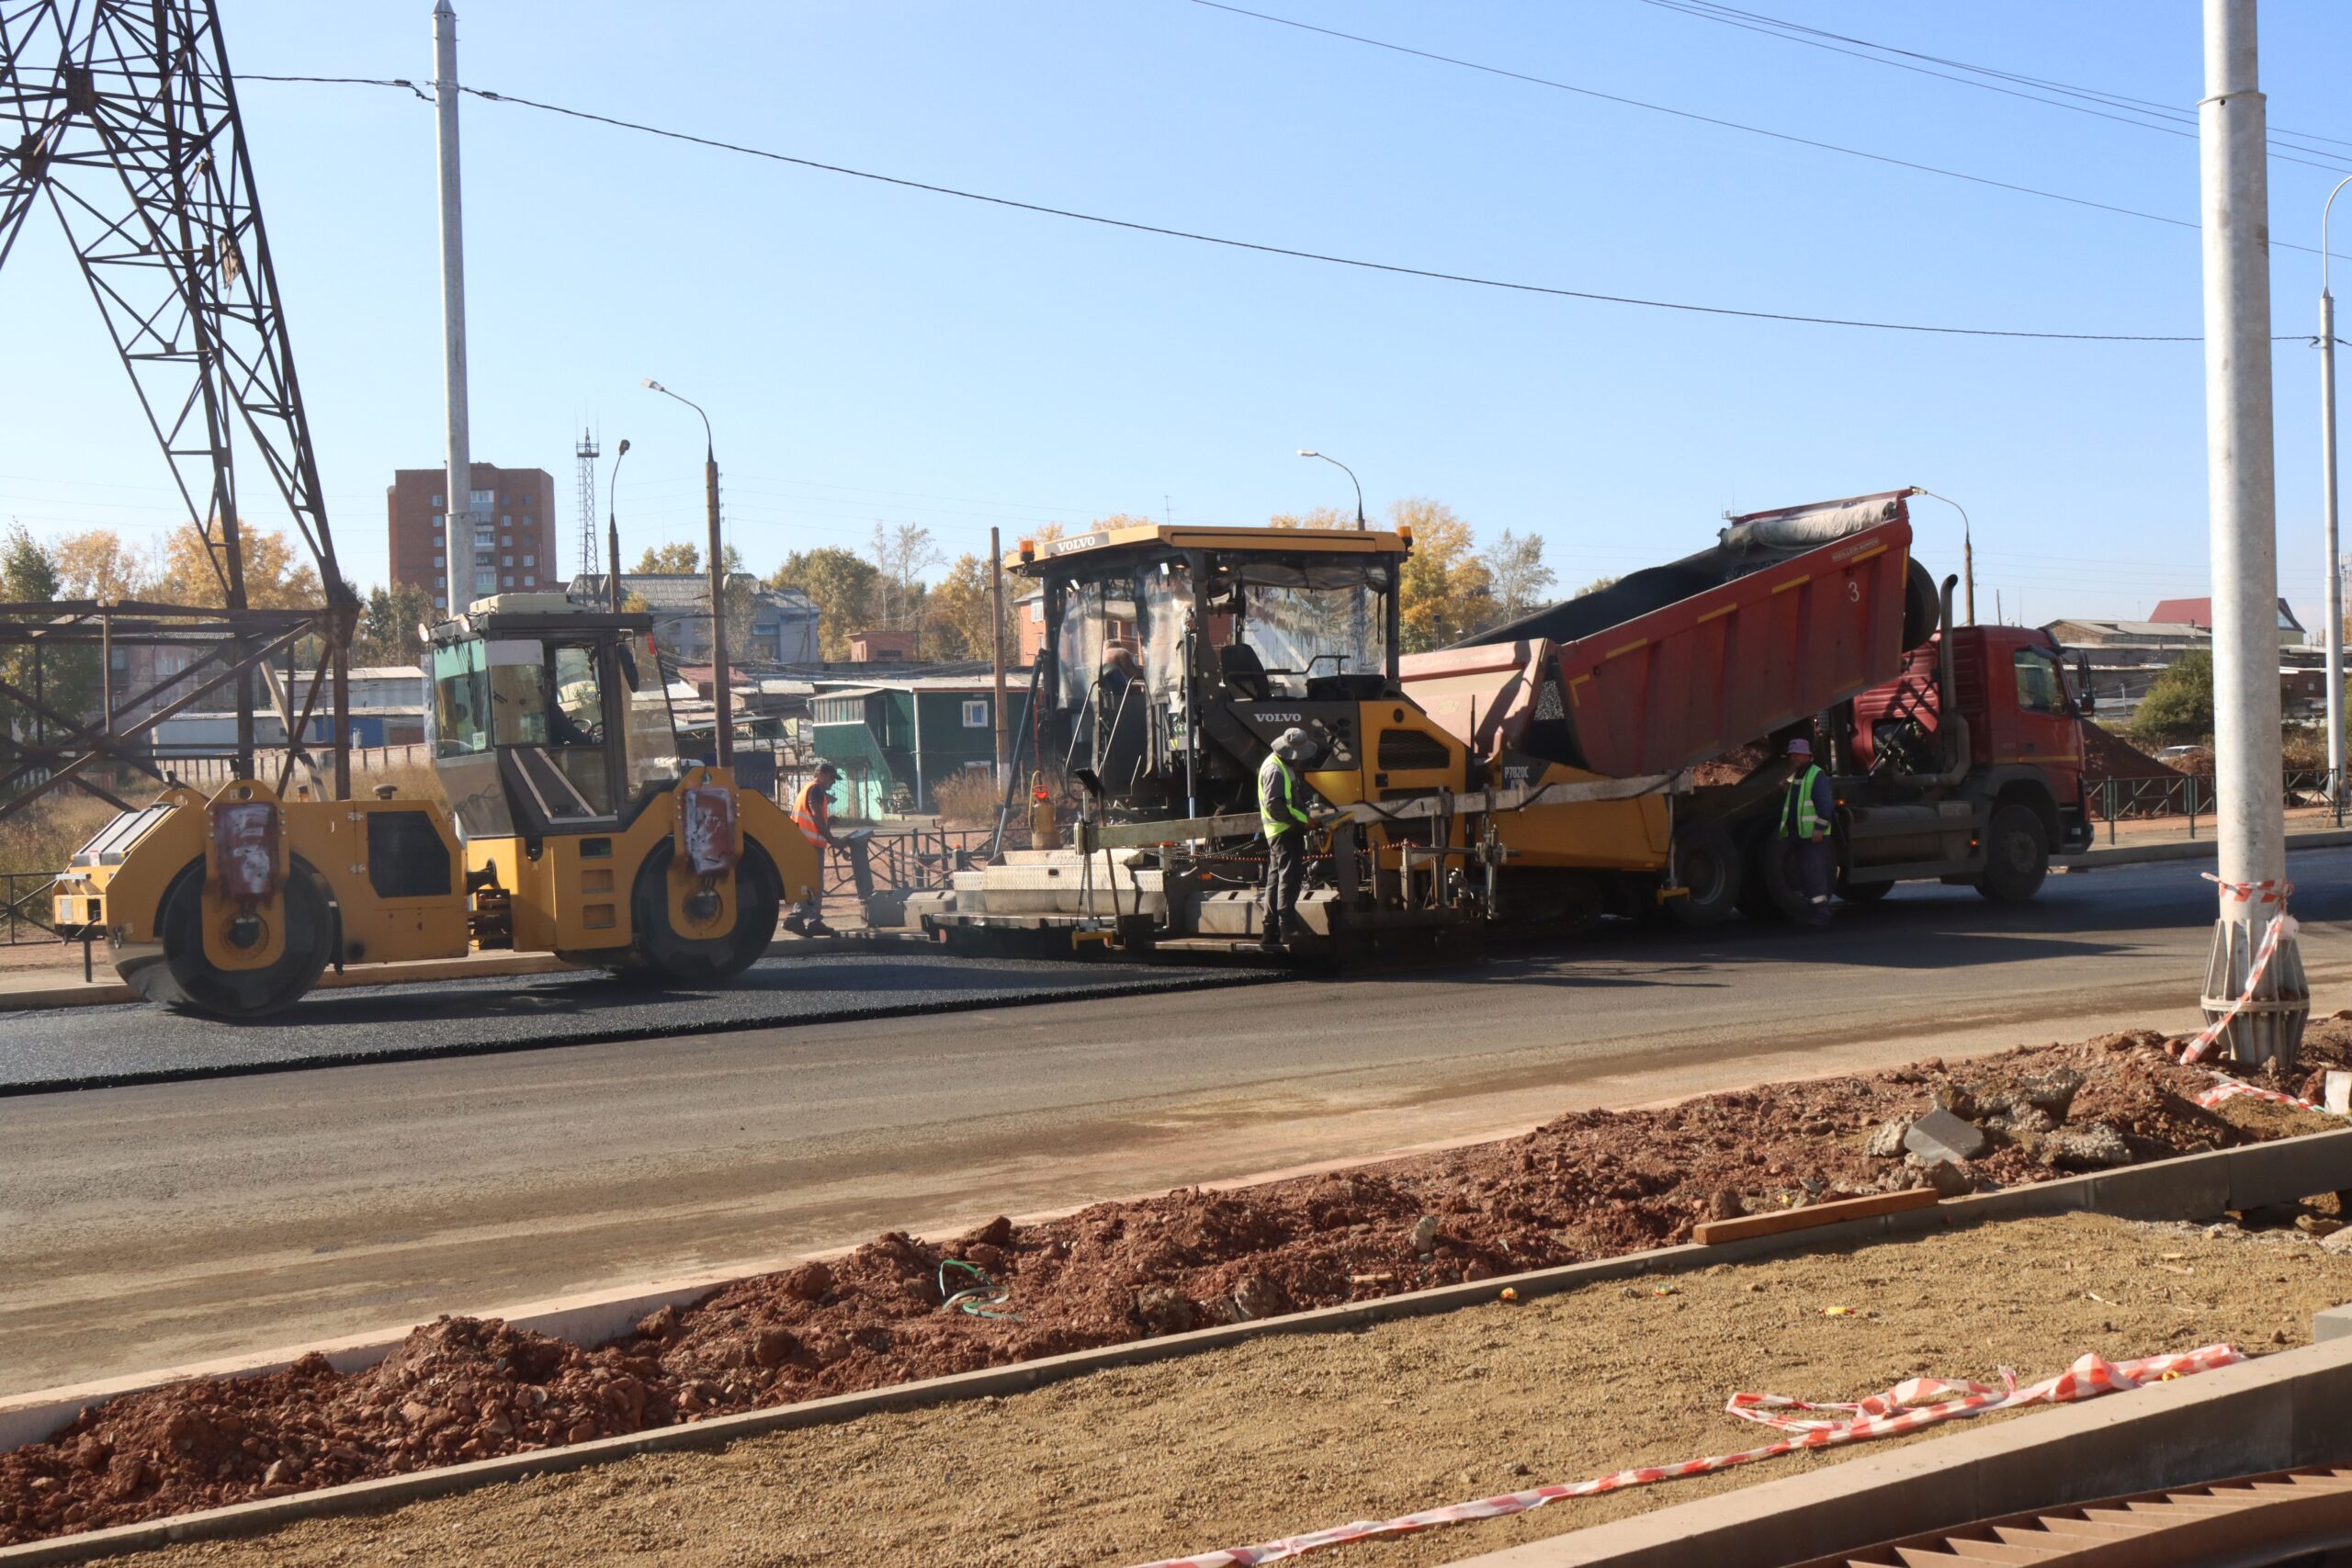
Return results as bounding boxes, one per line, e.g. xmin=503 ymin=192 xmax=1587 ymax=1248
xmin=4 ymin=1022 xmax=2346 ymax=1548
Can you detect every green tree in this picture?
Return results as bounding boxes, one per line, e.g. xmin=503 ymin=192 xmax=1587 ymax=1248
xmin=2132 ymin=650 xmax=2215 ymax=745
xmin=1 ymin=525 xmax=96 ymax=739
xmin=352 ymin=581 xmax=434 ymax=668
xmin=1486 ymin=528 xmax=1556 ymax=625
xmin=770 ymin=547 xmax=880 ymax=660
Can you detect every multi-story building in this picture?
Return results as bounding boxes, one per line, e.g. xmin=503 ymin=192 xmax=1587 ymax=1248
xmin=386 ymin=464 xmax=560 ymax=613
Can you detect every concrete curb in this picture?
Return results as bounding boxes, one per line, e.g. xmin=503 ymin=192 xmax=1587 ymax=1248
xmin=1441 ymin=1315 xmax=2352 ymax=1567
xmin=2056 ymin=826 xmax=2352 ymax=870
xmin=0 ymin=953 xmax=574 ymax=1012
xmin=7 ymin=1124 xmax=2352 ymax=1564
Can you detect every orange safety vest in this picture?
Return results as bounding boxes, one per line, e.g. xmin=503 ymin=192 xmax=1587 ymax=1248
xmin=792 ymin=777 xmax=833 ymax=845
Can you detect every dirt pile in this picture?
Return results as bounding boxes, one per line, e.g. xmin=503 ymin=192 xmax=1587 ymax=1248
xmin=5 ymin=1023 xmax=2342 ymax=1547
xmin=2080 ymin=720 xmax=2178 ymax=781
xmin=1690 ymin=744 xmax=1773 ymax=787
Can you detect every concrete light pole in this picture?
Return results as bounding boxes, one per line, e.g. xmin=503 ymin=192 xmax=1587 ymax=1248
xmin=1297 ymin=448 xmax=1365 ymax=530
xmin=2321 ymin=175 xmax=2352 ymax=806
xmin=2198 ymin=0 xmax=2306 ymax=1066
xmin=643 ymin=379 xmax=731 ymax=767
xmin=432 ymin=0 xmax=473 ymax=621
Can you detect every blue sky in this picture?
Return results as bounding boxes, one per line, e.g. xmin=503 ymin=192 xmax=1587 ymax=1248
xmin=6 ymin=0 xmax=2352 ymax=627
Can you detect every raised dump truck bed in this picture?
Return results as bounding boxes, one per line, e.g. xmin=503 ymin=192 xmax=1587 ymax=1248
xmin=1401 ymin=491 xmax=1935 ymax=780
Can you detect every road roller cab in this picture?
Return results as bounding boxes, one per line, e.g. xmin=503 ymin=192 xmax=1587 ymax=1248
xmin=65 ymin=593 xmax=817 ymax=1020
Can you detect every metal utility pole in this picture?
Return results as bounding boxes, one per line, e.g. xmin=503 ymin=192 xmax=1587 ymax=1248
xmin=433 ymin=0 xmax=473 ymax=621
xmin=989 ymin=526 xmax=1011 ymax=787
xmin=2198 ymin=0 xmax=2306 ymax=1067
xmin=2320 ymin=175 xmax=2351 ymax=806
xmin=606 ymin=439 xmax=628 ymax=612
xmin=643 ymin=379 xmax=730 ymax=766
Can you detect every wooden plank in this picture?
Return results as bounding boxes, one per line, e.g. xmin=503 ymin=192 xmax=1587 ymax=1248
xmin=1692 ymin=1186 xmax=1942 ymax=1246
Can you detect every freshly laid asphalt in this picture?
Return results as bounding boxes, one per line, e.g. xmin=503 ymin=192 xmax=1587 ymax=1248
xmin=0 ymin=951 xmax=1278 ymax=1095
xmin=5 ymin=849 xmax=2350 ymax=1392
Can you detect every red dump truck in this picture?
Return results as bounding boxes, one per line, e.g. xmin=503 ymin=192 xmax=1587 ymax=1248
xmin=1400 ymin=489 xmax=2096 ymax=924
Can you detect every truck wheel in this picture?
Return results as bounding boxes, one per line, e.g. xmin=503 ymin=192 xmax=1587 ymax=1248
xmin=128 ymin=858 xmax=334 ymax=1019
xmin=627 ymin=839 xmax=783 ymax=985
xmin=1742 ymin=833 xmax=1814 ymax=921
xmin=1976 ymin=806 xmax=2049 ymax=903
xmin=1668 ymin=818 xmax=1740 ymax=929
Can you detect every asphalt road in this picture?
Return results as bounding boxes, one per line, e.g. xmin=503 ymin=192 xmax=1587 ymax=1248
xmin=6 ymin=850 xmax=2349 ymax=1396
xmin=0 ymin=952 xmax=1275 ymax=1094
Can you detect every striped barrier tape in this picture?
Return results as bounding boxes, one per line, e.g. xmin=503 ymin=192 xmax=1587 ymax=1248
xmin=1126 ymin=1344 xmax=2245 ymax=1568
xmin=2193 ymin=1069 xmax=2345 ymax=1115
xmin=2205 ymin=873 xmax=2294 ymax=907
xmin=2178 ymin=904 xmax=2298 ymax=1066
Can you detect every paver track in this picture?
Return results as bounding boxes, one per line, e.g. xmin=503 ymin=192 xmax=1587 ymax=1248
xmin=1789 ymin=1465 xmax=2352 ymax=1566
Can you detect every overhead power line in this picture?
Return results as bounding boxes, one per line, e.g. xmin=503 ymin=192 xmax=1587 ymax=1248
xmin=243 ymin=73 xmax=2332 ymax=344
xmin=1633 ymin=0 xmax=2352 ymax=169
xmin=1184 ymin=0 xmax=2343 ymax=260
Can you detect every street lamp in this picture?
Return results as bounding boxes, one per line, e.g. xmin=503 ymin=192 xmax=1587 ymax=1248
xmin=605 ymin=438 xmax=629 ymax=614
xmin=1297 ymin=448 xmax=1365 ymax=531
xmin=2319 ymin=175 xmax=2352 ymax=805
xmin=642 ymin=377 xmax=732 ymax=767
xmin=1913 ymin=488 xmax=1976 ymax=627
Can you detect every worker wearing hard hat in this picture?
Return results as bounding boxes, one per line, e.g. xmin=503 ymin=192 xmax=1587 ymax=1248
xmin=1779 ymin=736 xmax=1835 ymax=926
xmin=786 ymin=760 xmax=842 ymax=938
xmin=1259 ymin=727 xmax=1319 ymax=952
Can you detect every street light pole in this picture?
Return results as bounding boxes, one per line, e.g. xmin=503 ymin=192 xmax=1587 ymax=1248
xmin=2198 ymin=0 xmax=2304 ymax=1068
xmin=1297 ymin=448 xmax=1365 ymax=530
xmin=2320 ymin=175 xmax=2351 ymax=806
xmin=605 ymin=438 xmax=629 ymax=614
xmin=432 ymin=0 xmax=473 ymax=623
xmin=1913 ymin=490 xmax=1976 ymax=626
xmin=643 ymin=378 xmax=731 ymax=768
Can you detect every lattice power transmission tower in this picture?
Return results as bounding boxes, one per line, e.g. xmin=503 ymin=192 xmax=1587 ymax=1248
xmin=0 ymin=0 xmax=355 ymax=814
xmin=575 ymin=427 xmax=600 ymax=581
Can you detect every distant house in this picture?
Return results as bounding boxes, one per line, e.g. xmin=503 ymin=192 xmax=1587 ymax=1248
xmin=846 ymin=628 xmax=921 ymax=663
xmin=149 ymin=666 xmax=427 ymax=756
xmin=567 ymin=572 xmax=818 ymax=664
xmin=807 ymin=678 xmax=1007 ymax=816
xmin=2146 ymin=596 xmax=2306 ymax=647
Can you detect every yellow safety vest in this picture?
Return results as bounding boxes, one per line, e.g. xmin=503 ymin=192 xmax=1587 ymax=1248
xmin=1780 ymin=763 xmax=1825 ymax=840
xmin=1260 ymin=754 xmax=1311 ymax=839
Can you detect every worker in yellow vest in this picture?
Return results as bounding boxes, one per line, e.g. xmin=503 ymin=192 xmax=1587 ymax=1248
xmin=1259 ymin=728 xmax=1318 ymax=952
xmin=1778 ymin=736 xmax=1836 ymax=927
xmin=786 ymin=760 xmax=841 ymax=937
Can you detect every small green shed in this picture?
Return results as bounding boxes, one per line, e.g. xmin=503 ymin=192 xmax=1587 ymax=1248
xmin=807 ymin=679 xmax=1005 ymax=817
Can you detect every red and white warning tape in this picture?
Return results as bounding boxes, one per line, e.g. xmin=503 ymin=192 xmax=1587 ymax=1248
xmin=2177 ymin=875 xmax=2297 ymax=1066
xmin=1126 ymin=1345 xmax=2245 ymax=1568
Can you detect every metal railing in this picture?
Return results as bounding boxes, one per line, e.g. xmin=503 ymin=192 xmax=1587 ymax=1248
xmin=3 ymin=871 xmax=61 ymax=945
xmin=2088 ymin=769 xmax=2342 ymax=841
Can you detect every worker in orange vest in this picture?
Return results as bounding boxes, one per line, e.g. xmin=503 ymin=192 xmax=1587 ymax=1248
xmin=785 ymin=760 xmax=841 ymax=937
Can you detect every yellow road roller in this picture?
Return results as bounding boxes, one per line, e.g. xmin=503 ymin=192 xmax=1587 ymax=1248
xmin=52 ymin=594 xmax=819 ymax=1018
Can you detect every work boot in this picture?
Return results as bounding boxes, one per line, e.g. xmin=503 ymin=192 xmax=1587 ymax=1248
xmin=804 ymin=919 xmax=837 ymax=939
xmin=1257 ymin=927 xmax=1286 ymax=953
xmin=782 ymin=913 xmax=808 ymax=936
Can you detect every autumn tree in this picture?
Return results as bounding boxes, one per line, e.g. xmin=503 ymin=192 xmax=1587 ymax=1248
xmin=1267 ymin=505 xmax=1352 ymax=532
xmin=868 ymin=522 xmax=941 ymax=644
xmin=1573 ymin=574 xmax=1621 ymax=598
xmin=923 ymin=553 xmax=1002 ymax=661
xmin=156 ymin=525 xmax=322 ymax=610
xmin=634 ymin=541 xmax=700 ymax=574
xmin=1391 ymin=499 xmax=1490 ymax=652
xmin=770 ymin=547 xmax=879 ymax=660
xmin=51 ymin=529 xmax=157 ymax=602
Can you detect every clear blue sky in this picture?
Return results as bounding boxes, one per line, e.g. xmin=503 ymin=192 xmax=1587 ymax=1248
xmin=6 ymin=0 xmax=2352 ymax=628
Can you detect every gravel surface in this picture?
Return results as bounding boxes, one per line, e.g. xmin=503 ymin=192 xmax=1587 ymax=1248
xmin=0 ymin=951 xmax=1278 ymax=1094
xmin=117 ymin=1211 xmax=2352 ymax=1568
